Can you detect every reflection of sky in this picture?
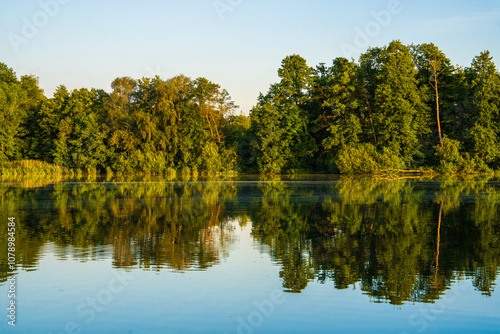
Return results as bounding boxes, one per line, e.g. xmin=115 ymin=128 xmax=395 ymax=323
xmin=1 ymin=222 xmax=499 ymax=333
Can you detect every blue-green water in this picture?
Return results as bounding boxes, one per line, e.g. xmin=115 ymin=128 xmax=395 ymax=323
xmin=1 ymin=176 xmax=500 ymax=333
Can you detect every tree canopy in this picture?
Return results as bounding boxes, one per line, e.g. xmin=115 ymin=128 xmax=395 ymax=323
xmin=1 ymin=40 xmax=499 ymax=175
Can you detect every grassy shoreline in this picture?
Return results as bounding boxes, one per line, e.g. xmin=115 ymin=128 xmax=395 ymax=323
xmin=2 ymin=160 xmax=499 ymax=178
xmin=0 ymin=160 xmax=242 ymax=177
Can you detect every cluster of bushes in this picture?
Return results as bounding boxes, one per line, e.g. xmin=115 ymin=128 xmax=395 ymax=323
xmin=434 ymin=137 xmax=492 ymax=174
xmin=335 ymin=144 xmax=405 ymax=174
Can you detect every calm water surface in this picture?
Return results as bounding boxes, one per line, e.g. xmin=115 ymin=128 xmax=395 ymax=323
xmin=1 ymin=175 xmax=500 ymax=333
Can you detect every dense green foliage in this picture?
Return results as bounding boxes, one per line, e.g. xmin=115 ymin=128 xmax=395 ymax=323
xmin=1 ymin=40 xmax=499 ymax=174
xmin=249 ymin=41 xmax=500 ymax=174
xmin=0 ymin=67 xmax=242 ymax=175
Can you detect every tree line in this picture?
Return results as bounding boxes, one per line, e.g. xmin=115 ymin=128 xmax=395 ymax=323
xmin=1 ymin=40 xmax=499 ymax=174
xmin=0 ymin=67 xmax=240 ymax=175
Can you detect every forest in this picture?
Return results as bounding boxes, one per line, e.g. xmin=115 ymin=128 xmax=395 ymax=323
xmin=1 ymin=40 xmax=499 ymax=175
xmin=1 ymin=176 xmax=499 ymax=304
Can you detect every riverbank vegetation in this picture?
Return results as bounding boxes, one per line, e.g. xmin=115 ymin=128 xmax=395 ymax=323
xmin=1 ymin=40 xmax=499 ymax=175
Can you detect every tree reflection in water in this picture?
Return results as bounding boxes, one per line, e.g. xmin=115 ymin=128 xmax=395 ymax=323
xmin=250 ymin=176 xmax=500 ymax=304
xmin=1 ymin=175 xmax=499 ymax=305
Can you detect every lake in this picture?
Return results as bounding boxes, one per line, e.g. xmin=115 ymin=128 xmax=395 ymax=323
xmin=1 ymin=175 xmax=500 ymax=333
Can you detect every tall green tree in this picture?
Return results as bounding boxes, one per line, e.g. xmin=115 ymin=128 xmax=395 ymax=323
xmin=250 ymin=97 xmax=287 ymax=173
xmin=0 ymin=63 xmax=28 ymax=161
xmin=465 ymin=51 xmax=500 ymax=165
xmin=106 ymin=77 xmax=138 ymax=154
xmin=413 ymin=43 xmax=453 ymax=147
xmin=314 ymin=58 xmax=362 ymax=155
xmin=250 ymin=55 xmax=316 ymax=173
xmin=359 ymin=41 xmax=431 ymax=166
xmin=52 ymin=88 xmax=111 ymax=172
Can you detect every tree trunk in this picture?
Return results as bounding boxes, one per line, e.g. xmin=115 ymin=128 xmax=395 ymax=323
xmin=435 ymin=79 xmax=443 ymax=147
xmin=432 ymin=60 xmax=444 ymax=147
xmin=434 ymin=200 xmax=443 ymax=288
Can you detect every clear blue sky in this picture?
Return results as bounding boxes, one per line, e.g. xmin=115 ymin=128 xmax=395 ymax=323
xmin=1 ymin=0 xmax=499 ymax=114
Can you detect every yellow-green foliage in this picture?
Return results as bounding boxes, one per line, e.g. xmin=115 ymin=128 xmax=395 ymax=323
xmin=165 ymin=167 xmax=177 ymax=180
xmin=435 ymin=137 xmax=493 ymax=174
xmin=0 ymin=160 xmax=66 ymax=175
xmin=335 ymin=144 xmax=405 ymax=174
